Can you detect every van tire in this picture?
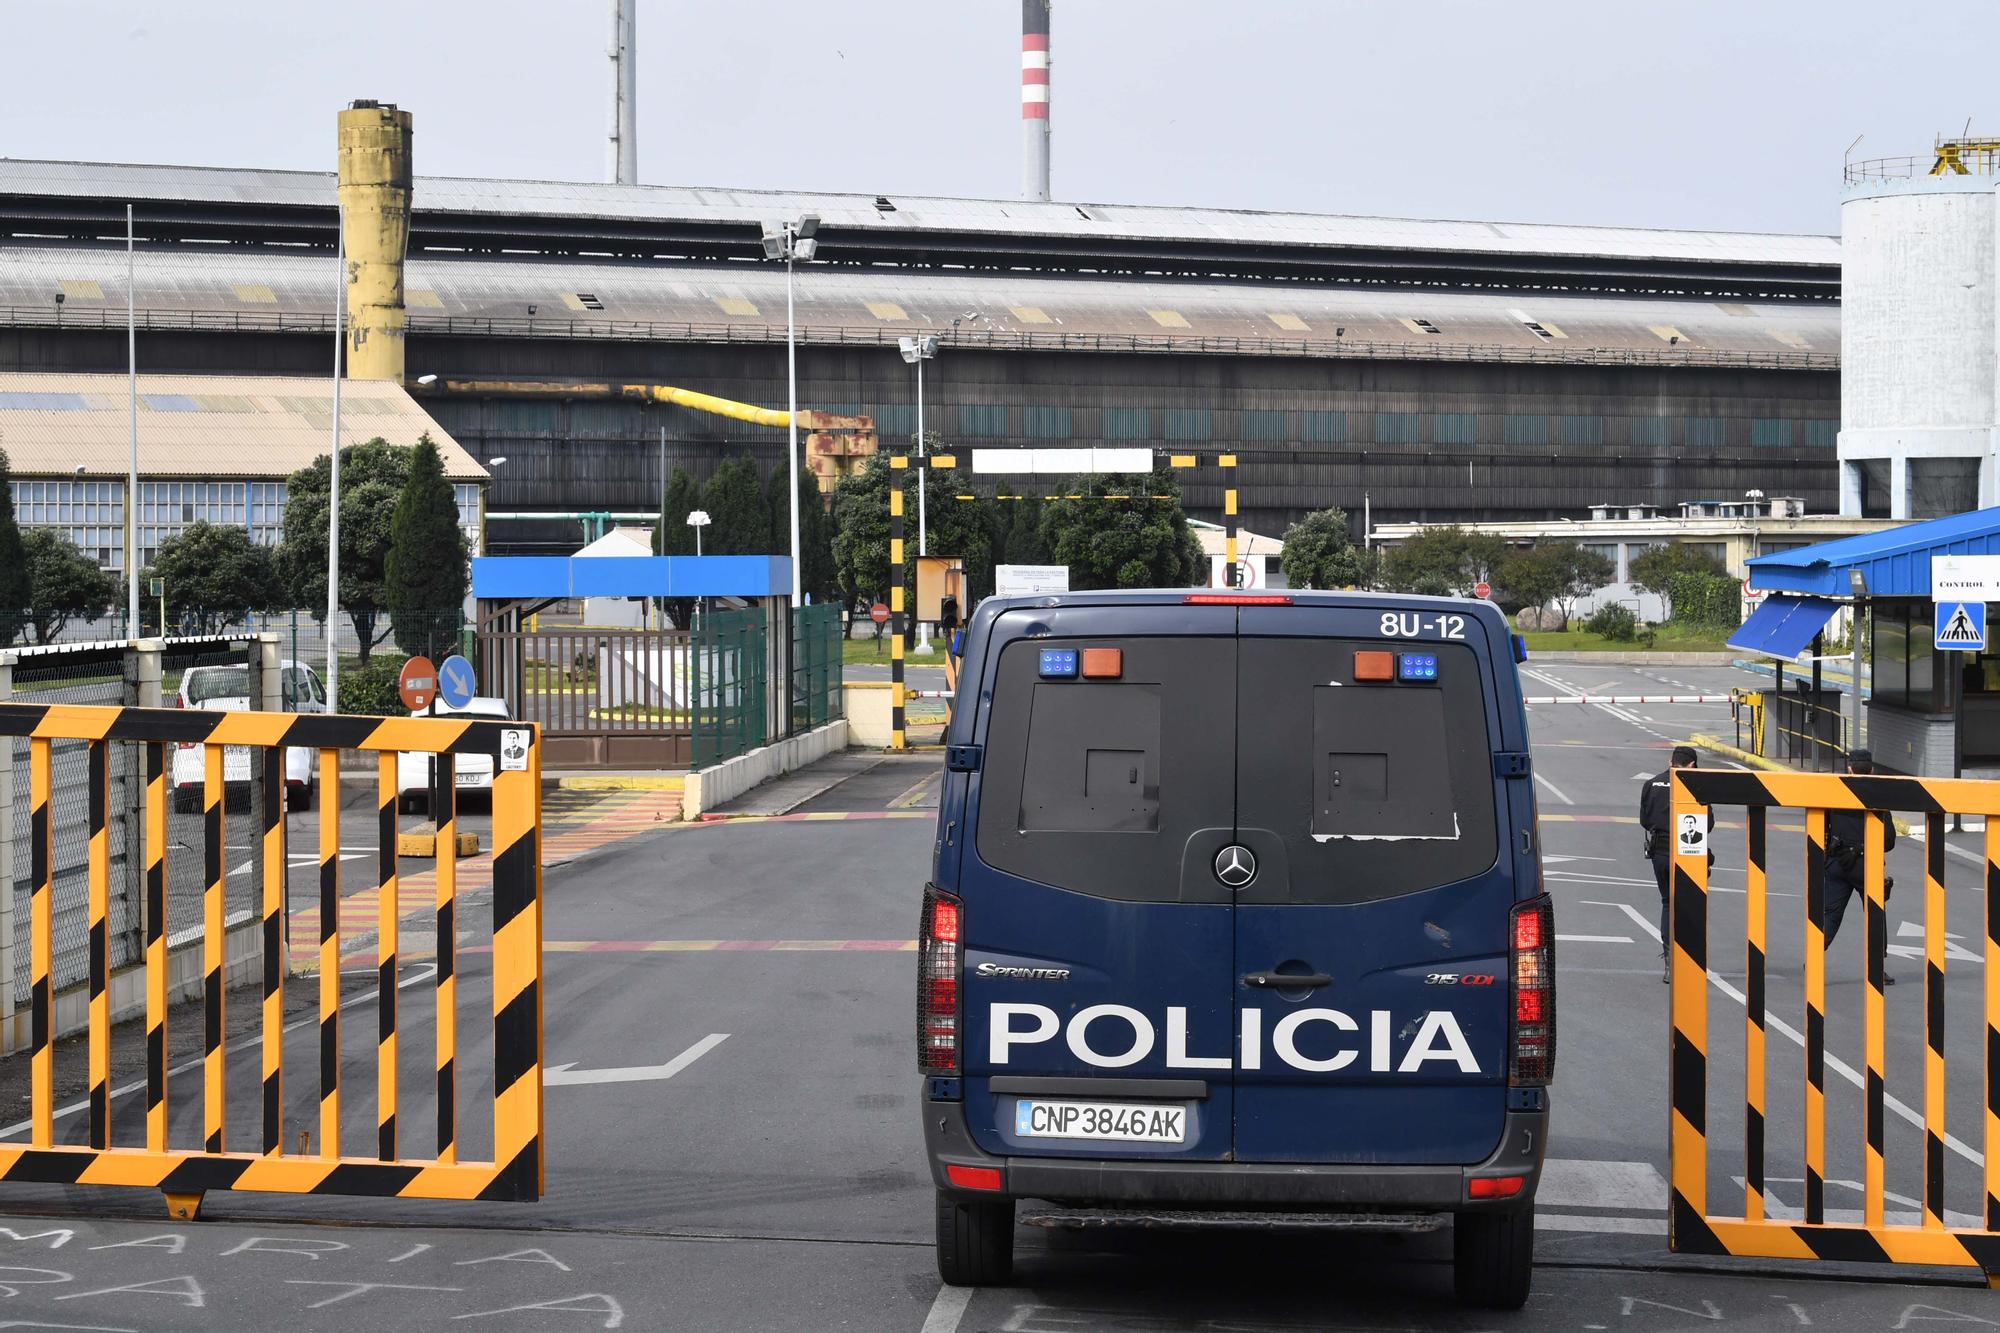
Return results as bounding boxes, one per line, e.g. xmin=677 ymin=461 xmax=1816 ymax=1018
xmin=1453 ymin=1206 xmax=1533 ymax=1309
xmin=934 ymin=1189 xmax=1013 ymax=1286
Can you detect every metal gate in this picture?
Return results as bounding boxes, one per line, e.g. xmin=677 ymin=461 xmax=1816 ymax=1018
xmin=478 ymin=625 xmax=693 ymax=769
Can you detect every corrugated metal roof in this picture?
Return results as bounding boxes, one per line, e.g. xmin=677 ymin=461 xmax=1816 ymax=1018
xmin=0 ymin=159 xmax=1839 ymax=269
xmin=1746 ymin=507 xmax=2000 ymax=597
xmin=0 ymin=371 xmax=487 ymax=481
xmin=0 ymin=245 xmax=1841 ymax=360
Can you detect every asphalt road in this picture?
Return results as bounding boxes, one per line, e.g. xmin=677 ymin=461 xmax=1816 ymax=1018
xmin=2 ymin=658 xmax=1999 ymax=1329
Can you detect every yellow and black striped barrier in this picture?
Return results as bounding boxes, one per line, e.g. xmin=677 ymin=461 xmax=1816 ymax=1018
xmin=1670 ymin=768 xmax=2000 ymax=1275
xmin=0 ymin=701 xmax=544 ymax=1218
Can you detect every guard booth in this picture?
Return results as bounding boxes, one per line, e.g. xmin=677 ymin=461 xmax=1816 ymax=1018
xmin=1744 ymin=507 xmax=2000 ymax=778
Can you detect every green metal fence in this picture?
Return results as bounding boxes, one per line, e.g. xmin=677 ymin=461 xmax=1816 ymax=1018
xmin=690 ymin=608 xmax=767 ymax=770
xmin=792 ymin=603 xmax=844 ymax=733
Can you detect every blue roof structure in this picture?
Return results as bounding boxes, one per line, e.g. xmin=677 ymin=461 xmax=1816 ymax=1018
xmin=1745 ymin=508 xmax=2000 ymax=597
xmin=1727 ymin=593 xmax=1840 ymax=659
xmin=473 ymin=555 xmax=793 ymax=600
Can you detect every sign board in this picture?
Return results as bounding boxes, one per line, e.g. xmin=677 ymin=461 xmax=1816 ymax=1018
xmin=1933 ymin=554 xmax=2000 ymax=602
xmin=1474 ymin=581 xmax=1492 ymax=600
xmin=437 ymin=654 xmax=476 ymax=710
xmin=1742 ymin=578 xmax=1766 ymax=603
xmin=869 ymin=602 xmax=890 ymax=626
xmin=917 ymin=556 xmax=965 ymax=623
xmin=397 ymin=655 xmax=438 ymax=713
xmin=1206 ymin=553 xmax=1268 ymax=590
xmin=1936 ymin=600 xmax=1987 ymax=651
xmin=1676 ymin=812 xmax=1708 ymax=859
xmin=996 ymin=564 xmax=1070 ymax=597
xmin=500 ymin=728 xmax=530 ymax=772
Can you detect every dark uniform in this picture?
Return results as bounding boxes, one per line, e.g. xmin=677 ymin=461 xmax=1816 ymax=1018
xmin=1640 ymin=754 xmax=1710 ymax=975
xmin=1821 ymin=804 xmax=1894 ymax=946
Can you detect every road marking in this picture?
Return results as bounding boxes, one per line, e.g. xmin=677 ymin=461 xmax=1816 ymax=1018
xmin=1537 ymin=1158 xmax=1665 ymax=1210
xmin=1582 ymin=899 xmax=1987 ymax=1169
xmin=921 ymin=1285 xmax=972 ymax=1333
xmin=546 ymin=1032 xmax=730 ymax=1086
xmin=1557 ymin=934 xmax=1633 ymax=944
xmin=1533 ymin=772 xmax=1574 ymax=805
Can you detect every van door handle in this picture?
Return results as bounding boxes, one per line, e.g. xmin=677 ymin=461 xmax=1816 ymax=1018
xmin=1243 ymin=971 xmax=1332 ymax=989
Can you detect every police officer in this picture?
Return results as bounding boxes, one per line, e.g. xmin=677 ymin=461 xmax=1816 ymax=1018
xmin=1821 ymin=748 xmax=1895 ymax=982
xmin=938 ymin=572 xmax=963 ymax=702
xmin=1640 ymin=746 xmax=1707 ymax=984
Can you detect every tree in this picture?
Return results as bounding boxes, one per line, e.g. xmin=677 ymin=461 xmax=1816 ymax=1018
xmin=1279 ymin=507 xmax=1377 ymax=590
xmin=150 ymin=522 xmax=282 ymax=635
xmin=385 ymin=435 xmax=470 ymax=663
xmin=764 ymin=465 xmax=838 ymax=604
xmin=830 ymin=456 xmax=1000 ymax=627
xmin=1381 ymin=526 xmax=1509 ymax=597
xmin=1002 ymin=494 xmax=1049 ymax=566
xmin=653 ymin=467 xmax=700 ymax=629
xmin=700 ymin=455 xmax=768 ymax=556
xmin=0 ymin=447 xmax=28 ymax=647
xmin=1545 ymin=541 xmax=1615 ymax=622
xmin=1629 ymin=542 xmax=1728 ymax=620
xmin=1495 ymin=544 xmax=1565 ymax=616
xmin=275 ymin=439 xmax=413 ymax=661
xmin=21 ymin=529 xmax=117 ymax=644
xmin=1039 ymin=470 xmax=1202 ymax=590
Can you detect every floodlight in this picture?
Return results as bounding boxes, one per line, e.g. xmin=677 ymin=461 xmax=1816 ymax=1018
xmin=761 ymin=233 xmax=786 ymax=261
xmin=796 ymin=214 xmax=820 ymax=240
xmin=793 ymin=238 xmax=817 ymax=262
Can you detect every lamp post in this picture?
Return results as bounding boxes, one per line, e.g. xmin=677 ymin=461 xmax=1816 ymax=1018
xmin=758 ymin=214 xmax=819 ymax=606
xmin=327 ymin=205 xmax=344 ymax=707
xmin=899 ymin=335 xmax=939 ymax=653
xmin=686 ymin=508 xmax=711 ymax=557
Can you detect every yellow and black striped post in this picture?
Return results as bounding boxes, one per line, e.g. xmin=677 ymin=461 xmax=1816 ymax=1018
xmin=318 ymin=746 xmax=341 ymax=1158
xmin=1863 ymin=809 xmax=1888 ymax=1226
xmin=1220 ymin=453 xmax=1239 ymax=587
xmin=1744 ymin=805 xmax=1767 ymax=1221
xmin=1803 ymin=806 xmax=1827 ymax=1225
xmin=1668 ymin=771 xmax=1710 ymax=1241
xmin=144 ymin=742 xmax=168 ymax=1154
xmin=28 ymin=737 xmax=51 ymax=1147
xmin=203 ymin=742 xmax=226 ymax=1154
xmin=890 ymin=455 xmax=907 ymax=752
xmin=260 ymin=747 xmax=285 ymax=1156
xmin=1987 ymin=821 xmax=2000 ymax=1231
xmin=436 ymin=752 xmax=458 ymax=1164
xmin=490 ymin=724 xmax=544 ymax=1198
xmin=377 ymin=755 xmax=399 ymax=1161
xmin=1925 ymin=812 xmax=1947 ymax=1230
xmin=86 ymin=739 xmax=110 ymax=1148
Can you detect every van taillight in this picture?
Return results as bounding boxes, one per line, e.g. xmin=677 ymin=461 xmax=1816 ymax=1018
xmin=919 ymin=887 xmax=963 ymax=1075
xmin=1509 ymin=895 xmax=1555 ymax=1086
xmin=1183 ymin=594 xmax=1293 ymax=606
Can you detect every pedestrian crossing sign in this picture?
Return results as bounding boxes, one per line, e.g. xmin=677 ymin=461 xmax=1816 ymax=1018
xmin=1936 ymin=600 xmax=1986 ymax=650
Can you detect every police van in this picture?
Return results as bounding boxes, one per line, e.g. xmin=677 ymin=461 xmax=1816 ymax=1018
xmin=918 ymin=590 xmax=1552 ymax=1308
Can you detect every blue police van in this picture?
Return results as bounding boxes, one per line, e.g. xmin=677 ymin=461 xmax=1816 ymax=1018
xmin=918 ymin=590 xmax=1553 ymax=1308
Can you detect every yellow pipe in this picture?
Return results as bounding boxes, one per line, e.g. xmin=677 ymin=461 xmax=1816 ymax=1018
xmin=439 ymin=378 xmax=798 ymax=428
xmin=336 ymin=101 xmax=413 ymax=384
xmin=642 ymin=385 xmax=791 ymax=428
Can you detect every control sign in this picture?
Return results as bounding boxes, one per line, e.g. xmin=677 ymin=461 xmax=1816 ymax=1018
xmin=438 ymin=654 xmax=476 ymax=710
xmin=1936 ymin=601 xmax=1986 ymax=651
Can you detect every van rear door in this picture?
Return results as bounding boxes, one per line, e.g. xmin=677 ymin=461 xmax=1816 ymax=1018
xmin=1231 ymin=604 xmax=1514 ymax=1164
xmin=961 ymin=604 xmax=1239 ymax=1163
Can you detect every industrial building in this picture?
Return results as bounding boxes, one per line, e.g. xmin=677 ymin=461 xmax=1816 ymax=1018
xmin=0 ymin=148 xmax=1842 ymax=553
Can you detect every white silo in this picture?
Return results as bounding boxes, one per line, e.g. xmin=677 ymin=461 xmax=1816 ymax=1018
xmin=1839 ymin=139 xmax=2000 ymax=519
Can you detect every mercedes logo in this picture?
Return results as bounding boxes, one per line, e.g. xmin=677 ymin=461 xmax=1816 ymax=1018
xmin=1214 ymin=844 xmax=1257 ymax=888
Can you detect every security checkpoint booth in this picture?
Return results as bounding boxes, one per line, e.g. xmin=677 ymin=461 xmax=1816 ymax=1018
xmin=1741 ymin=507 xmax=2000 ymax=778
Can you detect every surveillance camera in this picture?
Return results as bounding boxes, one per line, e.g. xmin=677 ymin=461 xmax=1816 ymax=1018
xmin=54 ymin=292 xmax=64 ymax=305
xmin=1335 ymin=326 xmax=1345 ymax=337
xmin=527 ymin=304 xmax=538 ymax=317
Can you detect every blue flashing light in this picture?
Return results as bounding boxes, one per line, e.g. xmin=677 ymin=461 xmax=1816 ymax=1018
xmin=1398 ymin=652 xmax=1438 ymax=682
xmin=1039 ymin=648 xmax=1079 ymax=678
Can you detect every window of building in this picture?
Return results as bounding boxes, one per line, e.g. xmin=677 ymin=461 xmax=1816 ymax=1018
xmin=1431 ymin=413 xmax=1477 ymax=446
xmin=1103 ymin=407 xmax=1151 ymax=440
xmin=249 ymin=482 xmax=287 ymax=546
xmin=1802 ymin=419 xmax=1837 ymax=449
xmin=1685 ymin=417 xmax=1727 ymax=448
xmin=1372 ymin=412 xmax=1421 ymax=445
xmin=959 ymin=404 xmax=1010 ymax=437
xmin=1163 ymin=409 xmax=1212 ymax=441
xmin=1300 ymin=411 xmax=1345 ymax=444
xmin=454 ymin=484 xmax=483 ymax=552
xmin=10 ymin=480 xmax=126 ymax=569
xmin=1560 ymin=416 xmax=1604 ymax=447
xmin=872 ymin=403 xmax=917 ymax=438
xmin=1871 ymin=602 xmax=1941 ymax=711
xmin=137 ymin=481 xmax=248 ymax=567
xmin=1238 ymin=410 xmax=1288 ymax=442
xmin=1502 ymin=415 xmax=1550 ymax=447
xmin=1751 ymin=418 xmax=1793 ymax=449
xmin=1631 ymin=418 xmax=1670 ymax=448
xmin=1023 ymin=405 xmax=1072 ymax=439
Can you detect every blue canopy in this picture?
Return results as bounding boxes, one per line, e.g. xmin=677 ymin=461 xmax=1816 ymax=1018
xmin=1746 ymin=506 xmax=2000 ymax=597
xmin=472 ymin=555 xmax=793 ymax=600
xmin=1727 ymin=593 xmax=1840 ymax=660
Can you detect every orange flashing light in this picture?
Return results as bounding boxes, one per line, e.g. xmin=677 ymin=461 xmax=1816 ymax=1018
xmin=1081 ymin=648 xmax=1123 ymax=679
xmin=1353 ymin=650 xmax=1394 ymax=682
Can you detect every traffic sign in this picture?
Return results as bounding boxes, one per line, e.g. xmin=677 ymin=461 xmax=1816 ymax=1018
xmin=1474 ymin=581 xmax=1491 ymax=600
xmin=869 ymin=602 xmax=890 ymax=625
xmin=398 ymin=655 xmax=439 ymax=712
xmin=1936 ymin=601 xmax=1986 ymax=651
xmin=438 ymin=654 xmax=476 ymax=710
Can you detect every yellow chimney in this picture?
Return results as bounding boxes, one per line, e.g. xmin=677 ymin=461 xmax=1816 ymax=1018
xmin=336 ymin=100 xmax=413 ymax=383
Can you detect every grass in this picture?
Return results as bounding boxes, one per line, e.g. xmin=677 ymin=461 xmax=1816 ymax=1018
xmin=1521 ymin=623 xmax=1733 ymax=654
xmin=841 ymin=635 xmax=948 ymax=667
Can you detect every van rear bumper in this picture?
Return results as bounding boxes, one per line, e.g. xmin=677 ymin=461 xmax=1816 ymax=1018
xmin=924 ymin=1099 xmax=1547 ymax=1211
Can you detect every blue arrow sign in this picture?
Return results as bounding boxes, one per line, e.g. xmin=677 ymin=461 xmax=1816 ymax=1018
xmin=438 ymin=654 xmax=477 ymax=709
xmin=1936 ymin=601 xmax=1986 ymax=651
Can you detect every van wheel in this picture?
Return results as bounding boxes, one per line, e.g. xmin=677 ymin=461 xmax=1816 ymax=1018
xmin=1454 ymin=1206 xmax=1533 ymax=1310
xmin=935 ymin=1189 xmax=1013 ymax=1287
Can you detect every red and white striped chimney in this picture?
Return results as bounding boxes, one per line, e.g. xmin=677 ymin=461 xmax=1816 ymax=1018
xmin=1021 ymin=0 xmax=1051 ymax=201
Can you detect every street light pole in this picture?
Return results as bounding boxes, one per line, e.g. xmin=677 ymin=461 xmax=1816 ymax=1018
xmin=327 ymin=205 xmax=345 ymax=707
xmin=786 ymin=253 xmax=800 ymax=605
xmin=126 ymin=204 xmax=139 ymax=636
xmin=898 ymin=335 xmax=939 ymax=653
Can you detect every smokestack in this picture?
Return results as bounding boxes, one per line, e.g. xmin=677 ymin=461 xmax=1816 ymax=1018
xmin=1021 ymin=0 xmax=1050 ymax=201
xmin=335 ymin=100 xmax=412 ymax=384
xmin=609 ymin=0 xmax=638 ymax=184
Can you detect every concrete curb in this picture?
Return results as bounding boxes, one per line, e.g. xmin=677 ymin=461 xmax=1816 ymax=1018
xmin=683 ymin=720 xmax=850 ymax=819
xmin=555 ymin=773 xmax=686 ymax=792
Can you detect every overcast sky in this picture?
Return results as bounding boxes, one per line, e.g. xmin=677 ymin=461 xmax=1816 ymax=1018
xmin=2 ymin=0 xmax=1989 ymax=236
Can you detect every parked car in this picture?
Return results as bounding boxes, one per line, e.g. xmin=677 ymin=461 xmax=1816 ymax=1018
xmin=168 ymin=661 xmax=327 ymax=812
xmin=397 ymin=695 xmax=511 ymax=814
